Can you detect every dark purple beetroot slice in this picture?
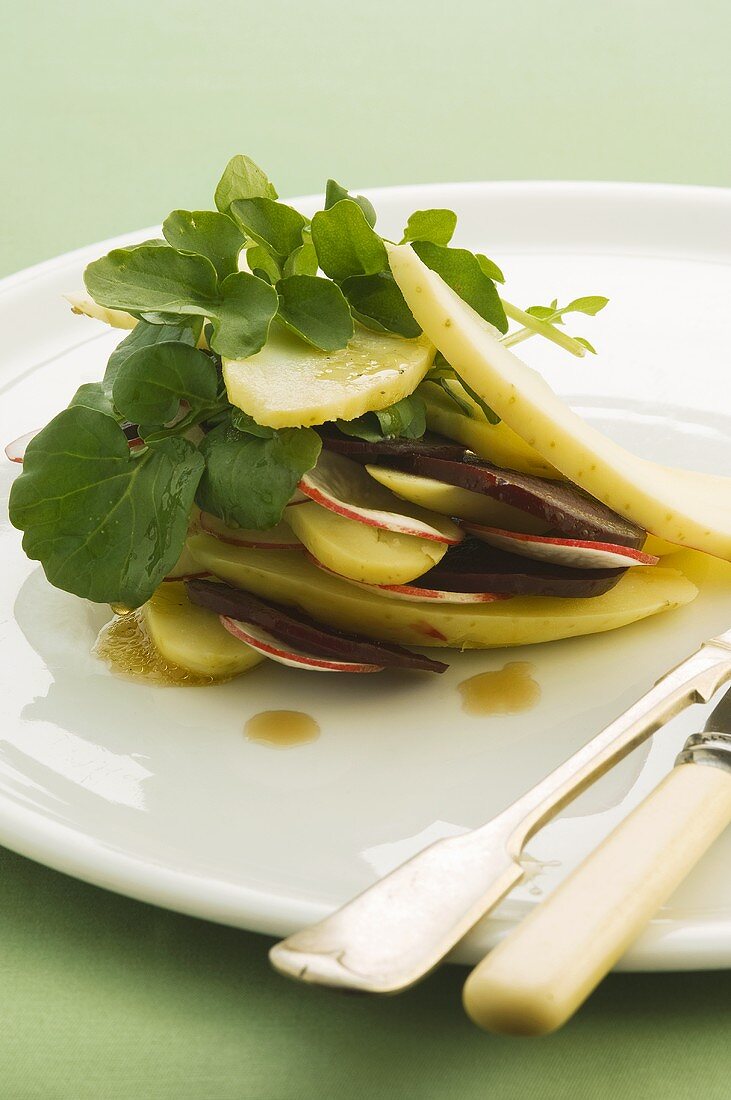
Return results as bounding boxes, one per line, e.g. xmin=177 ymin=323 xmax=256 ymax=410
xmin=386 ymin=455 xmax=645 ymax=548
xmin=318 ymin=427 xmax=469 ymax=464
xmin=421 ymin=539 xmax=626 ymax=598
xmin=186 ymin=578 xmax=447 ymax=673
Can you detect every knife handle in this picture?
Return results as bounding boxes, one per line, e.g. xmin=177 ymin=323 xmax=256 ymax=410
xmin=462 ymin=760 xmax=731 ymax=1036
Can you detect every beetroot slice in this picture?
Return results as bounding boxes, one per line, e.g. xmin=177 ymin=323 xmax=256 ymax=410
xmin=319 ymin=427 xmax=469 ymax=463
xmin=383 ymin=455 xmax=645 ymax=548
xmin=186 ymin=578 xmax=448 ymax=673
xmin=421 ymin=540 xmax=626 ymax=598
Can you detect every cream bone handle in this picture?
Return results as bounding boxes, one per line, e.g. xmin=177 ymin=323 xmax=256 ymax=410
xmin=462 ymin=732 xmax=731 ymax=1036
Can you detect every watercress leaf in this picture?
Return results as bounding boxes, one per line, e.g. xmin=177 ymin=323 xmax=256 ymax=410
xmin=476 ymin=253 xmax=505 ymax=283
xmin=84 ymin=244 xmax=218 ymax=317
xmin=230 ymin=198 xmax=308 ymax=264
xmin=564 ymin=295 xmax=609 ymax=316
xmin=246 ymin=244 xmax=281 ymax=284
xmin=8 ymin=407 xmax=204 ymax=606
xmin=112 ymin=342 xmax=219 ymax=426
xmin=525 ymin=305 xmax=558 ymax=321
xmin=573 ymin=336 xmax=597 ymax=354
xmin=401 ymin=209 xmax=457 ymax=247
xmin=337 ymin=395 xmax=427 ymax=441
xmin=282 ymin=234 xmax=318 ymax=277
xmin=162 ymin=210 xmax=245 ymax=282
xmin=196 ymin=419 xmax=321 ymax=529
xmin=411 ymin=241 xmax=508 ymax=333
xmin=214 ymin=154 xmax=278 ymax=214
xmin=276 ymin=275 xmax=354 ymax=350
xmin=69 ymin=382 xmax=117 ymax=418
xmin=311 ymin=200 xmax=387 ymax=282
xmin=324 ymin=180 xmax=377 ymax=228
xmin=230 ymin=409 xmax=276 ymax=438
xmin=340 ymin=271 xmax=421 ymax=337
xmin=207 ymin=271 xmax=279 ymax=359
xmin=104 ymin=318 xmax=202 ymax=392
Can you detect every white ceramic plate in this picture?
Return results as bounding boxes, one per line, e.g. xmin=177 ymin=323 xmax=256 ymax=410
xmin=1 ymin=182 xmax=730 ymax=972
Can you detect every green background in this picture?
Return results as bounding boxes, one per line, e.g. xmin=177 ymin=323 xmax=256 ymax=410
xmin=2 ymin=1 xmax=731 ymax=1096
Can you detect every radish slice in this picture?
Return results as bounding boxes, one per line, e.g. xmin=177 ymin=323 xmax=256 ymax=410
xmin=220 ymin=616 xmax=384 ymax=672
xmin=463 ymin=523 xmax=660 ymax=569
xmin=199 ymin=511 xmax=302 ymax=550
xmin=308 ymin=553 xmax=511 ymax=604
xmin=5 ymin=430 xmax=38 ymax=463
xmin=299 ymin=450 xmax=462 ymax=544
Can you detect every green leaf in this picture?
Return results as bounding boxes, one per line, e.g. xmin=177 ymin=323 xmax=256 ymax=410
xmin=324 ymin=180 xmax=377 ymax=228
xmin=412 ymin=241 xmax=508 ymax=333
xmin=230 ymin=409 xmax=276 ymax=438
xmin=112 ymin=343 xmax=219 ymax=426
xmin=84 ymin=244 xmax=218 ymax=317
xmin=196 ymin=419 xmax=321 ymax=529
xmin=337 ymin=395 xmax=427 ymax=441
xmin=311 ymin=200 xmax=387 ymax=282
xmin=426 ymin=356 xmax=500 ymax=424
xmin=401 ymin=209 xmax=457 ymax=247
xmin=207 ymin=272 xmax=279 ymax=359
xmin=282 ymin=233 xmax=318 ymax=277
xmin=214 ymin=154 xmax=278 ymax=214
xmin=276 ymin=275 xmax=354 ymax=351
xmin=68 ymin=382 xmax=117 ymax=418
xmin=8 ymin=406 xmax=204 ymax=606
xmin=104 ymin=318 xmax=202 ymax=392
xmin=162 ymin=210 xmax=245 ymax=282
xmin=476 ymin=253 xmax=505 ymax=283
xmin=246 ymin=244 xmax=281 ymax=284
xmin=573 ymin=336 xmax=597 ymax=354
xmin=230 ymin=198 xmax=308 ymax=264
xmin=341 ymin=272 xmax=421 ymax=337
xmin=564 ymin=296 xmax=609 ymax=316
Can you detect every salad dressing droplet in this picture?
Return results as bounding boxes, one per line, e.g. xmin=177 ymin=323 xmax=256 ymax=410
xmin=245 ymin=710 xmax=320 ymax=749
xmin=458 ymin=662 xmax=540 ymax=716
xmin=95 ymin=612 xmax=221 ymax=686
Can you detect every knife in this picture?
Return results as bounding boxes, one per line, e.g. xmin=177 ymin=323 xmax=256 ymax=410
xmin=269 ymin=629 xmax=731 ymax=993
xmin=463 ymin=687 xmax=731 ymax=1034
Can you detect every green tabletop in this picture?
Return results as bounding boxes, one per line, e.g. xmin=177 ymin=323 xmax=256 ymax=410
xmin=2 ymin=2 xmax=730 ymax=1097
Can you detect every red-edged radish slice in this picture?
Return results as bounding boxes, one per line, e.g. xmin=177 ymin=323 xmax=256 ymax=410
xmin=199 ymin=511 xmax=302 ymax=550
xmin=5 ymin=430 xmax=38 ymax=463
xmin=299 ymin=450 xmax=462 ymax=544
xmin=220 ymin=616 xmax=384 ymax=672
xmin=462 ymin=523 xmax=660 ymax=569
xmin=308 ymin=553 xmax=511 ymax=604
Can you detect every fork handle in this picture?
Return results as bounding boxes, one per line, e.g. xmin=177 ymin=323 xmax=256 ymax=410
xmin=463 ymin=760 xmax=731 ymax=1035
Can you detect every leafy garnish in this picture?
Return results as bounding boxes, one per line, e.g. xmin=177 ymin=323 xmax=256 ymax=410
xmin=401 ymin=209 xmax=457 ymax=247
xmin=502 ymin=296 xmax=608 ymax=356
xmin=112 ymin=343 xmax=219 ymax=427
xmin=196 ymin=418 xmax=321 ymax=529
xmin=104 ymin=318 xmax=203 ymax=393
xmin=276 ymin=275 xmax=354 ymax=350
xmin=325 ymin=180 xmax=377 ymax=228
xmin=84 ymin=244 xmax=218 ymax=319
xmin=425 ymin=354 xmax=501 ymax=424
xmin=411 ymin=241 xmax=508 ymax=333
xmin=230 ymin=198 xmax=309 ymax=267
xmin=310 ymin=200 xmax=387 ymax=281
xmin=214 ymin=154 xmax=278 ymax=214
xmin=336 ymin=395 xmax=427 ymax=442
xmin=340 ymin=272 xmax=421 ymax=337
xmin=162 ymin=210 xmax=245 ymax=282
xmin=207 ymin=272 xmax=279 ymax=359
xmin=8 ymin=407 xmax=204 ymax=605
xmin=282 ymin=232 xmax=318 ymax=277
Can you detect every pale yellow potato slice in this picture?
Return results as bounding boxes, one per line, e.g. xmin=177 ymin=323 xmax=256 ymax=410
xmin=365 ymin=465 xmax=546 ymax=534
xmin=286 ymin=501 xmax=448 ymax=585
xmin=64 ymin=293 xmax=137 ymax=329
xmin=419 ymin=382 xmax=559 ymax=478
xmin=188 ymin=533 xmax=697 ymax=650
xmin=142 ymin=582 xmax=264 ymax=677
xmin=223 ymin=326 xmax=434 ymax=428
xmin=389 ymin=244 xmax=731 ymax=561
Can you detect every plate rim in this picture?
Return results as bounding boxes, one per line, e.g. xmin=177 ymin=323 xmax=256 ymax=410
xmin=1 ymin=178 xmax=730 ymax=972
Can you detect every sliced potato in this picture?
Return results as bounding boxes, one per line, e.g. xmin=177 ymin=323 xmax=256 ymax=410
xmin=188 ymin=533 xmax=698 ymax=650
xmin=390 ymin=244 xmax=731 ymax=561
xmin=142 ymin=582 xmax=264 ymax=677
xmin=64 ymin=293 xmax=136 ymax=330
xmin=365 ymin=465 xmax=547 ymax=534
xmin=286 ymin=501 xmax=448 ymax=584
xmin=223 ymin=326 xmax=434 ymax=428
xmin=419 ymin=383 xmax=559 ymax=478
